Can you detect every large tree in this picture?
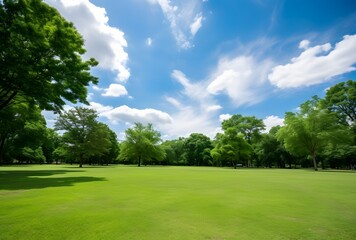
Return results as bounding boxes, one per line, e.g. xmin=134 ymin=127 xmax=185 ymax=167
xmin=54 ymin=107 xmax=111 ymax=167
xmin=277 ymin=97 xmax=352 ymax=171
xmin=0 ymin=0 xmax=98 ymax=111
xmin=0 ymin=98 xmax=46 ymax=164
xmin=119 ymin=123 xmax=165 ymax=167
xmin=322 ymin=80 xmax=356 ymax=125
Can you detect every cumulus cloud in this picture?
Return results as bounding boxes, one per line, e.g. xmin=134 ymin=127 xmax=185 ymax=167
xmin=102 ymin=84 xmax=128 ymax=97
xmin=207 ymin=56 xmax=274 ymax=106
xmin=263 ymin=115 xmax=284 ymax=133
xmin=159 ymin=106 xmax=220 ymax=138
xmin=101 ymin=105 xmax=173 ymax=125
xmin=269 ymin=35 xmax=356 ymax=88
xmin=89 ymin=102 xmax=113 ymax=114
xmin=147 ymin=0 xmax=204 ymax=49
xmin=46 ymin=0 xmax=130 ymax=82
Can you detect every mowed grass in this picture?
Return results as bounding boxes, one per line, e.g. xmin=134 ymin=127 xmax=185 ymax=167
xmin=0 ymin=165 xmax=355 ymax=240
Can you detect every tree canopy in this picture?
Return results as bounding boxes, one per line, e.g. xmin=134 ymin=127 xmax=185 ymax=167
xmin=54 ymin=107 xmax=112 ymax=167
xmin=0 ymin=0 xmax=98 ymax=111
xmin=119 ymin=123 xmax=165 ymax=167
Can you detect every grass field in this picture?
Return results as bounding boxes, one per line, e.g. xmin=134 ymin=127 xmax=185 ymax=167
xmin=0 ymin=165 xmax=355 ymax=240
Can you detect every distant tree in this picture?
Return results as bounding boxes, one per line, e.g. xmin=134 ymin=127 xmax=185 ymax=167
xmin=222 ymin=114 xmax=265 ymax=144
xmin=161 ymin=138 xmax=185 ymax=165
xmin=183 ymin=133 xmax=212 ymax=166
xmin=211 ymin=129 xmax=252 ymax=168
xmin=0 ymin=0 xmax=98 ymax=111
xmin=55 ymin=107 xmax=111 ymax=167
xmin=277 ymin=97 xmax=352 ymax=171
xmin=119 ymin=123 xmax=165 ymax=167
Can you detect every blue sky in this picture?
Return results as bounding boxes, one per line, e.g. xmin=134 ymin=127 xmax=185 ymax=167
xmin=44 ymin=0 xmax=356 ymax=140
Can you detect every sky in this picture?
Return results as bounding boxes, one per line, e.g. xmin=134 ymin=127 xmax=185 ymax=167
xmin=43 ymin=0 xmax=356 ymax=140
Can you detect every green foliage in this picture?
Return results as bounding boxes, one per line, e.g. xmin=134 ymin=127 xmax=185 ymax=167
xmin=322 ymin=80 xmax=356 ymax=124
xmin=277 ymin=97 xmax=352 ymax=171
xmin=183 ymin=133 xmax=212 ymax=166
xmin=0 ymin=99 xmax=47 ymax=164
xmin=0 ymin=0 xmax=98 ymax=111
xmin=212 ymin=129 xmax=252 ymax=168
xmin=119 ymin=123 xmax=165 ymax=166
xmin=55 ymin=107 xmax=113 ymax=167
xmin=222 ymin=114 xmax=265 ymax=144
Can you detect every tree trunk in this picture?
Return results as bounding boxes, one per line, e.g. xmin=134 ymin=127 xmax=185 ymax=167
xmin=0 ymin=135 xmax=7 ymax=165
xmin=79 ymin=154 xmax=83 ymax=168
xmin=138 ymin=155 xmax=141 ymax=167
xmin=312 ymin=152 xmax=318 ymax=171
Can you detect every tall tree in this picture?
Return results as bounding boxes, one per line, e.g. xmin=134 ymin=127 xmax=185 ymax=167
xmin=55 ymin=107 xmax=111 ymax=167
xmin=0 ymin=0 xmax=98 ymax=111
xmin=119 ymin=123 xmax=165 ymax=167
xmin=277 ymin=97 xmax=352 ymax=171
xmin=322 ymin=80 xmax=356 ymax=125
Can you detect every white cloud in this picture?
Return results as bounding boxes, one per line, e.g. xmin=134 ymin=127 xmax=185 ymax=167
xmin=190 ymin=14 xmax=203 ymax=36
xmin=206 ymin=104 xmax=222 ymax=112
xmin=166 ymin=97 xmax=182 ymax=108
xmin=89 ymin=102 xmax=113 ymax=114
xmin=207 ymin=56 xmax=274 ymax=106
xmin=159 ymin=106 xmax=220 ymax=138
xmin=101 ymin=105 xmax=173 ymax=125
xmin=219 ymin=114 xmax=232 ymax=122
xmin=102 ymin=84 xmax=128 ymax=97
xmin=269 ymin=35 xmax=356 ymax=88
xmin=92 ymin=85 xmax=103 ymax=91
xmin=46 ymin=0 xmax=130 ymax=82
xmin=171 ymin=70 xmax=209 ymax=104
xmin=263 ymin=115 xmax=284 ymax=133
xmin=147 ymin=0 xmax=204 ymax=49
xmin=299 ymin=40 xmax=310 ymax=49
xmin=146 ymin=37 xmax=153 ymax=46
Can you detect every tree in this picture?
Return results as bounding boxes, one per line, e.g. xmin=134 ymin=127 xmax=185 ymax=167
xmin=277 ymin=97 xmax=352 ymax=171
xmin=322 ymin=80 xmax=356 ymax=125
xmin=54 ymin=107 xmax=111 ymax=167
xmin=0 ymin=0 xmax=98 ymax=111
xmin=0 ymin=98 xmax=47 ymax=164
xmin=211 ymin=129 xmax=252 ymax=168
xmin=183 ymin=133 xmax=212 ymax=166
xmin=222 ymin=114 xmax=265 ymax=144
xmin=119 ymin=123 xmax=165 ymax=167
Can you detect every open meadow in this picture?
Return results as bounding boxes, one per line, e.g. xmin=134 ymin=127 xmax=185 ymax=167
xmin=0 ymin=165 xmax=355 ymax=240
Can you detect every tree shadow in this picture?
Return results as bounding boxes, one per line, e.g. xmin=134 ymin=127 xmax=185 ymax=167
xmin=0 ymin=170 xmax=106 ymax=190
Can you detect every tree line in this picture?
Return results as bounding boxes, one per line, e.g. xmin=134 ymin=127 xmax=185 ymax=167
xmin=117 ymin=80 xmax=355 ymax=171
xmin=0 ymin=0 xmax=355 ymax=170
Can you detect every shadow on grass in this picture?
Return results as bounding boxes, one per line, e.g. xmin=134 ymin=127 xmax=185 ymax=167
xmin=0 ymin=170 xmax=106 ymax=190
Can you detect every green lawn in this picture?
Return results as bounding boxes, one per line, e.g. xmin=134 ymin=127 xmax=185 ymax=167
xmin=0 ymin=165 xmax=355 ymax=240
